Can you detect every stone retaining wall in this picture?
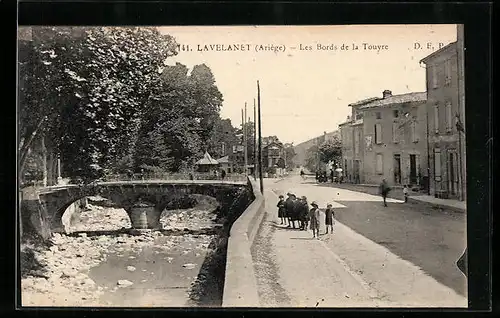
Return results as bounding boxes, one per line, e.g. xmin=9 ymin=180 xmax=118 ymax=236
xmin=222 ymin=178 xmax=265 ymax=307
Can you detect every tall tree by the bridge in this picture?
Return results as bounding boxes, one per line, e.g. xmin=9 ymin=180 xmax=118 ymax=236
xmin=133 ymin=62 xmax=224 ymax=173
xmin=18 ymin=26 xmax=178 ymax=182
xmin=207 ymin=118 xmax=240 ymax=159
xmin=60 ymin=27 xmax=178 ymax=180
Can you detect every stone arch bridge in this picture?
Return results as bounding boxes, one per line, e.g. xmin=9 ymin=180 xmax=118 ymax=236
xmin=22 ymin=179 xmax=252 ymax=238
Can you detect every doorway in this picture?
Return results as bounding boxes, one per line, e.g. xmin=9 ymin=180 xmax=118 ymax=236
xmin=409 ymin=154 xmax=417 ymax=186
xmin=353 ymin=160 xmax=360 ymax=184
xmin=393 ymin=154 xmax=401 ymax=184
xmin=448 ymin=151 xmax=457 ymax=195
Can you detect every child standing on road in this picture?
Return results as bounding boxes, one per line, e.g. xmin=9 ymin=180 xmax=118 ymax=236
xmin=325 ymin=204 xmax=335 ymax=234
xmin=403 ymin=185 xmax=409 ymax=203
xmin=277 ymin=195 xmax=286 ymax=225
xmin=309 ymin=201 xmax=321 ymax=239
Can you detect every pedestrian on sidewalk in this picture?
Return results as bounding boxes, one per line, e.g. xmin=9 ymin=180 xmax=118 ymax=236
xmin=403 ymin=185 xmax=409 ymax=203
xmin=325 ymin=204 xmax=335 ymax=234
xmin=309 ymin=201 xmax=321 ymax=239
xmin=379 ymin=179 xmax=391 ymax=207
xmin=285 ymin=193 xmax=297 ymax=229
xmin=298 ymin=196 xmax=309 ymax=230
xmin=277 ymin=195 xmax=287 ymax=225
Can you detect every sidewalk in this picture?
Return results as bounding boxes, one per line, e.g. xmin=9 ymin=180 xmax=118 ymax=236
xmin=251 ymin=190 xmax=467 ymax=308
xmin=318 ymin=182 xmax=466 ymax=213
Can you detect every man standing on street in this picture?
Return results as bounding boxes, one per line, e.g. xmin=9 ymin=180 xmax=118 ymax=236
xmin=379 ymin=179 xmax=391 ymax=207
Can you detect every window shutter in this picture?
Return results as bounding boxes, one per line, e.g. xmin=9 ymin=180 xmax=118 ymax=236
xmin=445 ymin=60 xmax=451 ymax=85
xmin=375 ymin=124 xmax=382 ymax=144
xmin=434 ymin=148 xmax=442 ymax=179
xmin=376 ymin=154 xmax=383 ymax=174
xmin=434 ymin=105 xmax=439 ymax=134
xmin=411 ymin=121 xmax=419 ymax=143
xmin=445 ymin=101 xmax=452 ymax=132
xmin=392 ymin=122 xmax=399 ymax=143
xmin=432 ymin=65 xmax=438 ymax=88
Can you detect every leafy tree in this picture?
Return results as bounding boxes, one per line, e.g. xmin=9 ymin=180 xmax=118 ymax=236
xmin=207 ymin=118 xmax=240 ymax=159
xmin=318 ymin=136 xmax=342 ymax=166
xmin=18 ymin=26 xmax=178 ymax=182
xmin=304 ymin=144 xmax=320 ymax=172
xmin=284 ymin=146 xmax=296 ymax=170
xmin=133 ymin=62 xmax=224 ymax=172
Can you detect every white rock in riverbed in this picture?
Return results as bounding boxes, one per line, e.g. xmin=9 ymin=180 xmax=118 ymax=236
xmin=117 ymin=279 xmax=134 ymax=286
xmin=126 ymin=266 xmax=136 ymax=272
xmin=182 ymin=263 xmax=196 ymax=269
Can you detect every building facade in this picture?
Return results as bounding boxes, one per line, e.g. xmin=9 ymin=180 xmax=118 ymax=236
xmin=359 ymin=90 xmax=428 ymax=186
xmin=339 ymin=91 xmax=429 ymax=187
xmin=339 ymin=97 xmax=379 ymax=184
xmin=262 ymin=141 xmax=285 ymax=170
xmin=420 ymin=41 xmax=465 ymax=200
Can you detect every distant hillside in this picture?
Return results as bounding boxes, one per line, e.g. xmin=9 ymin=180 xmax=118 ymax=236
xmin=293 ymin=131 xmax=340 ymax=167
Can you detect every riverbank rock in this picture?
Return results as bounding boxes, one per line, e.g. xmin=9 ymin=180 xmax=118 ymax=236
xmin=126 ymin=266 xmax=136 ymax=272
xmin=117 ymin=279 xmax=134 ymax=287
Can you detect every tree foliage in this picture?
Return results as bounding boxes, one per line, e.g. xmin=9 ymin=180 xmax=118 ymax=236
xmin=318 ymin=136 xmax=342 ymax=165
xmin=304 ymin=144 xmax=319 ymax=172
xmin=19 ymin=26 xmax=178 ymax=181
xmin=284 ymin=146 xmax=296 ymax=170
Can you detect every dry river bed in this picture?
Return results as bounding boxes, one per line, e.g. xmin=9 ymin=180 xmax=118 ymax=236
xmin=21 ymin=199 xmax=226 ymax=307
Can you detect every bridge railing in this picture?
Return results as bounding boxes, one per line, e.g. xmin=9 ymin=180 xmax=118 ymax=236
xmin=100 ymin=172 xmax=249 ymax=183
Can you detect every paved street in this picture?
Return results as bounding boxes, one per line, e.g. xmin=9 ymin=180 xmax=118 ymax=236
xmin=251 ymin=175 xmax=467 ymax=307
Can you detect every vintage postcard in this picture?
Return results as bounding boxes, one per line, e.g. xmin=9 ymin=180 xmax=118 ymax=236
xmin=18 ymin=24 xmax=467 ymax=308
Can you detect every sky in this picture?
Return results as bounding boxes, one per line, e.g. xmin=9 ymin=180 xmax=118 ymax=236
xmin=158 ymin=25 xmax=457 ymax=145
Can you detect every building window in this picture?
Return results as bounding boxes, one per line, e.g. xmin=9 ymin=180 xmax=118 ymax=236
xmin=376 ymin=112 xmax=382 ymax=119
xmin=392 ymin=122 xmax=399 ymax=143
xmin=434 ymin=148 xmax=442 ymax=180
xmin=221 ymin=142 xmax=226 ymax=155
xmin=411 ymin=121 xmax=419 ymax=142
xmin=354 ymin=130 xmax=359 ymax=155
xmin=374 ymin=124 xmax=382 ymax=144
xmin=445 ymin=101 xmax=452 ymax=132
xmin=444 ymin=59 xmax=452 ymax=86
xmin=431 ymin=65 xmax=438 ymax=89
xmin=376 ymin=153 xmax=383 ymax=174
xmin=355 ymin=112 xmax=363 ymax=120
xmin=393 ymin=110 xmax=399 ymax=118
xmin=434 ymin=104 xmax=439 ymax=134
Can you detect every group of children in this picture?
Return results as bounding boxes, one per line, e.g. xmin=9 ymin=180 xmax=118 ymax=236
xmin=277 ymin=193 xmax=335 ymax=239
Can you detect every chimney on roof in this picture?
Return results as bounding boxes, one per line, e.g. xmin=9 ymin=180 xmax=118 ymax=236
xmin=383 ymin=90 xmax=392 ymax=98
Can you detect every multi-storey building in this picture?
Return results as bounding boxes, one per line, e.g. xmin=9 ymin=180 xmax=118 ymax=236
xmin=359 ymin=90 xmax=428 ymax=186
xmin=339 ymin=90 xmax=428 ymax=187
xmin=263 ymin=141 xmax=285 ymax=170
xmin=339 ymin=97 xmax=380 ymax=183
xmin=420 ymin=40 xmax=465 ymax=200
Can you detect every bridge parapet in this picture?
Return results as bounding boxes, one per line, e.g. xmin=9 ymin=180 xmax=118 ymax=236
xmin=22 ymin=178 xmax=252 ymax=239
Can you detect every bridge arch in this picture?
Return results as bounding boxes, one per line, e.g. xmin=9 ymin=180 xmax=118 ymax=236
xmin=35 ymin=181 xmax=251 ymax=235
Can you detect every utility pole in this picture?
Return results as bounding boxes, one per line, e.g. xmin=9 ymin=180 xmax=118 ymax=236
xmin=253 ymin=99 xmax=257 ymax=180
xmin=257 ymin=81 xmax=264 ymax=193
xmin=241 ymin=108 xmax=245 ymax=175
xmin=244 ymin=102 xmax=248 ymax=176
